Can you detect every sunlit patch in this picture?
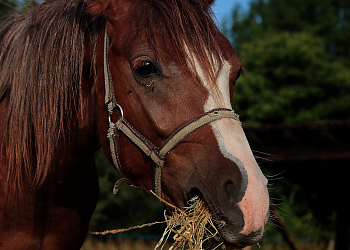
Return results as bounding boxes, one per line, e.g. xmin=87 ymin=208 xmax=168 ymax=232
xmin=183 ymin=44 xmax=226 ymax=106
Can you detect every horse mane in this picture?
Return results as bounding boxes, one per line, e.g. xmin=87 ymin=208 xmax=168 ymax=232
xmin=0 ymin=0 xmax=98 ymax=192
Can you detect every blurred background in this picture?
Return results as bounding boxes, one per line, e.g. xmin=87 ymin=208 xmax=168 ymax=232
xmin=2 ymin=0 xmax=349 ymax=249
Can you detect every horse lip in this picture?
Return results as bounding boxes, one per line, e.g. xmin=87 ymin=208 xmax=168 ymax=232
xmin=186 ymin=188 xmax=263 ymax=249
xmin=221 ymin=241 xmax=242 ymax=250
xmin=203 ymin=222 xmax=243 ymax=250
xmin=219 ymin=225 xmax=265 ymax=248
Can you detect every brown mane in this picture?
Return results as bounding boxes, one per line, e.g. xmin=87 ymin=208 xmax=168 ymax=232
xmin=0 ymin=0 xmax=224 ymax=193
xmin=0 ymin=0 xmax=99 ymax=192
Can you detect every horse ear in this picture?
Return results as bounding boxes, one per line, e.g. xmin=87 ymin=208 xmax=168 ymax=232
xmin=204 ymin=0 xmax=215 ymax=5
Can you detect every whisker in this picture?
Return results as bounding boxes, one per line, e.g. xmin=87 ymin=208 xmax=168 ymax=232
xmin=270 ymin=202 xmax=284 ymax=207
xmin=269 ymin=198 xmax=284 ymax=205
xmin=265 ymin=171 xmax=285 ymax=179
xmin=269 ymin=197 xmax=283 ymax=201
xmin=275 ymin=210 xmax=287 ymax=218
xmin=252 ymin=150 xmax=273 ymax=156
xmin=264 ymin=171 xmax=285 ymax=182
xmin=267 ymin=176 xmax=284 ymax=181
xmin=254 ymin=155 xmax=273 ymax=162
xmin=266 ymin=221 xmax=283 ymax=231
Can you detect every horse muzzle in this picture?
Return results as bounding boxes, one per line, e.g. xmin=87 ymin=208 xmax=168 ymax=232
xmin=184 ymin=159 xmax=269 ymax=249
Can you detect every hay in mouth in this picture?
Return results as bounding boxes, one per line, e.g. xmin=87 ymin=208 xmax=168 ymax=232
xmin=152 ymin=191 xmax=223 ymax=250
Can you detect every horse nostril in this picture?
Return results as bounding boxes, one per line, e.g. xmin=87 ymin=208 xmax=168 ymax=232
xmin=188 ymin=187 xmax=202 ymax=201
xmin=226 ymin=181 xmax=239 ymax=205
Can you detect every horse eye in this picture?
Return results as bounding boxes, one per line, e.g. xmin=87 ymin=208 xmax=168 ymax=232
xmin=133 ymin=61 xmax=158 ymax=77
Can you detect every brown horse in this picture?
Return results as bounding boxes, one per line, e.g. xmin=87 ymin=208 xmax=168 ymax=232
xmin=0 ymin=0 xmax=269 ymax=249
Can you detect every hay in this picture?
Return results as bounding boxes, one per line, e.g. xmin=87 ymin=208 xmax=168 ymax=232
xmin=151 ymin=191 xmax=222 ymax=250
xmin=90 ymin=191 xmax=222 ymax=250
xmin=90 ymin=221 xmax=165 ymax=236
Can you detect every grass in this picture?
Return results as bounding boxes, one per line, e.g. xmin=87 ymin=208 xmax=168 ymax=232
xmin=81 ymin=237 xmax=172 ymax=250
xmin=81 ymin=237 xmax=332 ymax=250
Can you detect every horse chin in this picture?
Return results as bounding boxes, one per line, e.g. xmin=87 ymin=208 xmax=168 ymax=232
xmin=201 ymin=226 xmax=242 ymax=250
xmin=203 ymin=239 xmax=241 ymax=250
xmin=200 ymin=221 xmax=262 ymax=250
xmin=218 ymin=227 xmax=264 ymax=249
xmin=202 ymin=215 xmax=264 ymax=250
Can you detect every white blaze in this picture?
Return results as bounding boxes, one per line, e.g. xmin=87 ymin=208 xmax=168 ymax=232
xmin=187 ymin=49 xmax=269 ymax=235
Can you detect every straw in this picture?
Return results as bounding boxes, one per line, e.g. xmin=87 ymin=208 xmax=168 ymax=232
xmin=90 ymin=191 xmax=223 ymax=250
xmin=151 ymin=191 xmax=223 ymax=250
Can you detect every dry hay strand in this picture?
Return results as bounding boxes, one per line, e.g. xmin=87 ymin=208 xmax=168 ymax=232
xmin=89 ymin=221 xmax=165 ymax=236
xmin=151 ymin=191 xmax=222 ymax=250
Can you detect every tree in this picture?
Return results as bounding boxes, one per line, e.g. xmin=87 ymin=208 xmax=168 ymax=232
xmin=232 ymin=32 xmax=350 ymax=125
xmin=0 ymin=0 xmax=18 ymax=21
xmin=229 ymin=0 xmax=350 ymax=65
xmin=224 ymin=0 xmax=350 ymax=246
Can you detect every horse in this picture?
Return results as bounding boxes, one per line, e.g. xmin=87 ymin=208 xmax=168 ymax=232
xmin=0 ymin=0 xmax=269 ymax=249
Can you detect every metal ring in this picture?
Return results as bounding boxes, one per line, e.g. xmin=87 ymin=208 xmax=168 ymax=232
xmin=108 ymin=104 xmax=124 ymax=124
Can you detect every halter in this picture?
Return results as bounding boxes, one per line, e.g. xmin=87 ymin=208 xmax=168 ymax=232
xmin=103 ymin=28 xmax=241 ymax=197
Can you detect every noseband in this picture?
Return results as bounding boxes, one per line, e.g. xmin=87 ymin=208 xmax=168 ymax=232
xmin=103 ymin=29 xmax=241 ymax=197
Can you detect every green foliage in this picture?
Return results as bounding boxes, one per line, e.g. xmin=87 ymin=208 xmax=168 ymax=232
xmin=265 ymin=184 xmax=329 ymax=242
xmin=0 ymin=0 xmax=17 ymax=20
xmin=226 ymin=0 xmax=350 ymax=244
xmin=228 ymin=0 xmax=350 ymax=126
xmin=232 ymin=32 xmax=350 ymax=125
xmin=89 ymin=150 xmax=165 ymax=234
xmin=230 ymin=0 xmax=350 ymax=64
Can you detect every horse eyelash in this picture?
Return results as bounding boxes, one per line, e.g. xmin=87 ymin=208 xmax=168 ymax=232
xmin=132 ymin=60 xmax=148 ymax=70
xmin=236 ymin=67 xmax=245 ymax=81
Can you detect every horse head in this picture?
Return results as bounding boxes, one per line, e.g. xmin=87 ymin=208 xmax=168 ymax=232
xmin=88 ymin=0 xmax=269 ymax=248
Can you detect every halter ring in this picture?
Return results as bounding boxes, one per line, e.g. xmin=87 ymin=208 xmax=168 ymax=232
xmin=108 ymin=104 xmax=124 ymax=124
